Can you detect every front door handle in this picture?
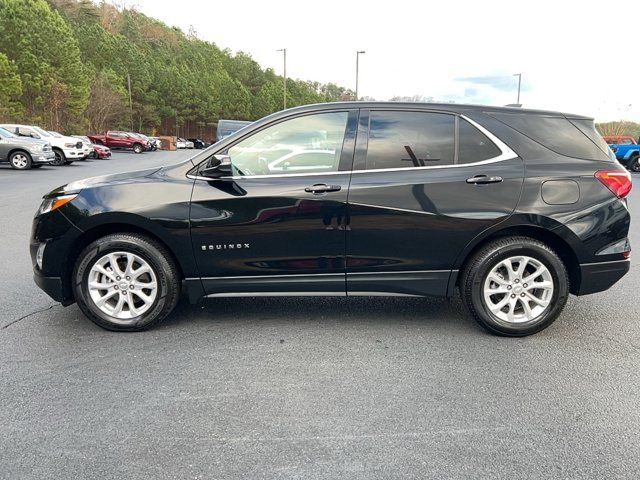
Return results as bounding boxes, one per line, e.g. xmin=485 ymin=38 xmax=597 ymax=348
xmin=304 ymin=184 xmax=342 ymax=194
xmin=466 ymin=175 xmax=503 ymax=185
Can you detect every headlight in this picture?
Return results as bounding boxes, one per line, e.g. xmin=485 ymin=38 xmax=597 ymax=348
xmin=64 ymin=142 xmax=76 ymax=148
xmin=37 ymin=194 xmax=78 ymax=215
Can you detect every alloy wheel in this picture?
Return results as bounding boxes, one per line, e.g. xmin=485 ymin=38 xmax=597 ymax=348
xmin=87 ymin=251 xmax=158 ymax=322
xmin=11 ymin=154 xmax=29 ymax=169
xmin=483 ymin=255 xmax=554 ymax=324
xmin=53 ymin=151 xmax=64 ymax=166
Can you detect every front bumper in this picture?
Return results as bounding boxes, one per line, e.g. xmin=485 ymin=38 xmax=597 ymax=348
xmin=33 ymin=271 xmax=68 ymax=303
xmin=63 ymin=148 xmax=84 ymax=159
xmin=33 ymin=152 xmax=55 ymax=164
xmin=31 ymin=209 xmax=81 ymax=305
xmin=576 ymin=259 xmax=630 ymax=295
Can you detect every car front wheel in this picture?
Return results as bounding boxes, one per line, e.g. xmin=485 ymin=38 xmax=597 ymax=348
xmin=72 ymin=233 xmax=181 ymax=331
xmin=52 ymin=149 xmax=66 ymax=166
xmin=460 ymin=236 xmax=568 ymax=336
xmin=9 ymin=151 xmax=32 ymax=170
xmin=132 ymin=143 xmax=143 ymax=154
xmin=629 ymin=155 xmax=640 ymax=173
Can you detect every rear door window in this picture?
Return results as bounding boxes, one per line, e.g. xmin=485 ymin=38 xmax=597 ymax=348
xmin=457 ymin=118 xmax=502 ymax=164
xmin=366 ymin=111 xmax=455 ymax=169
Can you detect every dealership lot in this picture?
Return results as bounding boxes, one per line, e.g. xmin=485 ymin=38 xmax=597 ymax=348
xmin=1 ymin=152 xmax=639 ymax=478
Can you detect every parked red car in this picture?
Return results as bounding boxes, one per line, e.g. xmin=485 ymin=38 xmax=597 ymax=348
xmin=87 ymin=131 xmax=150 ymax=154
xmin=92 ymin=143 xmax=111 ymax=159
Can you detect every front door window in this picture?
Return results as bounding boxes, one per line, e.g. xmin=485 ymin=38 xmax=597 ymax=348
xmin=227 ymin=112 xmax=349 ymax=176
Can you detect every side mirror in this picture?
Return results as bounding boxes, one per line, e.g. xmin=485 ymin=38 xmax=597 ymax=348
xmin=30 ymin=133 xmax=40 ymax=139
xmin=201 ymin=154 xmax=233 ymax=179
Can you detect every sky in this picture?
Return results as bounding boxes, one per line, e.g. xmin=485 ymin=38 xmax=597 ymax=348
xmin=126 ymin=0 xmax=639 ymax=122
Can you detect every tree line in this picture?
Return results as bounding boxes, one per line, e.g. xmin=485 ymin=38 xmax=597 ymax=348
xmin=0 ymin=0 xmax=354 ymax=139
xmin=596 ymin=121 xmax=640 ymax=140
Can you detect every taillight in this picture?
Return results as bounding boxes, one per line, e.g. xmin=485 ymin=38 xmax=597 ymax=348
xmin=595 ymin=170 xmax=632 ymax=198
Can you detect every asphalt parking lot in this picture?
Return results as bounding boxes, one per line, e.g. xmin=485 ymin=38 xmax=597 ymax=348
xmin=1 ymin=152 xmax=639 ymax=479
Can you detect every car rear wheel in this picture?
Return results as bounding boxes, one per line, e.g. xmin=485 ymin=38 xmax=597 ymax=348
xmin=132 ymin=143 xmax=143 ymax=154
xmin=460 ymin=236 xmax=568 ymax=336
xmin=9 ymin=151 xmax=32 ymax=170
xmin=72 ymin=233 xmax=181 ymax=332
xmin=52 ymin=149 xmax=66 ymax=166
xmin=629 ymin=155 xmax=640 ymax=173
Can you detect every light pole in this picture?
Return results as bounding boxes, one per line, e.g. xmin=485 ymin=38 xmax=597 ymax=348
xmin=513 ymin=73 xmax=522 ymax=105
xmin=126 ymin=73 xmax=133 ymax=130
xmin=355 ymin=50 xmax=365 ymax=101
xmin=277 ymin=48 xmax=287 ymax=110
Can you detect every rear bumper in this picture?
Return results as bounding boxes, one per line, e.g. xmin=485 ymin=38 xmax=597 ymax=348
xmin=576 ymin=259 xmax=630 ymax=295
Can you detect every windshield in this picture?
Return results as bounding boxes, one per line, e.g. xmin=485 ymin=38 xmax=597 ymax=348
xmin=0 ymin=127 xmax=16 ymax=138
xmin=32 ymin=126 xmax=52 ymax=137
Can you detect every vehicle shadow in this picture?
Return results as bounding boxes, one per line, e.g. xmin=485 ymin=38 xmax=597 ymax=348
xmin=157 ymin=295 xmax=476 ymax=332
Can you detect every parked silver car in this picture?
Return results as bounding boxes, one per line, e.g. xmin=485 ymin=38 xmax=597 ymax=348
xmin=0 ymin=126 xmax=55 ymax=170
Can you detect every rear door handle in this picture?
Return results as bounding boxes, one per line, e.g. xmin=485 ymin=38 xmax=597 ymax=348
xmin=466 ymin=175 xmax=503 ymax=185
xmin=304 ymin=184 xmax=342 ymax=194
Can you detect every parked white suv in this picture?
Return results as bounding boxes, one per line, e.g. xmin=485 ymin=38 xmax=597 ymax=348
xmin=0 ymin=124 xmax=84 ymax=166
xmin=50 ymin=131 xmax=91 ymax=160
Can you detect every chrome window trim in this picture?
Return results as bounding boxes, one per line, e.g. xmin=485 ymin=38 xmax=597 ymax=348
xmin=459 ymin=114 xmax=518 ymax=163
xmin=188 ymin=113 xmax=518 ymax=181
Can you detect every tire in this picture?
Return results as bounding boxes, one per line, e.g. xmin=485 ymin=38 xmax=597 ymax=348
xmin=629 ymin=155 xmax=640 ymax=173
xmin=460 ymin=236 xmax=569 ymax=337
xmin=132 ymin=143 xmax=143 ymax=154
xmin=72 ymin=233 xmax=181 ymax=332
xmin=9 ymin=151 xmax=32 ymax=170
xmin=52 ymin=148 xmax=66 ymax=166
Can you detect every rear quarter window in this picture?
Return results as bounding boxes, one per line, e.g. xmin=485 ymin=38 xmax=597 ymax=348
xmin=489 ymin=113 xmax=610 ymax=161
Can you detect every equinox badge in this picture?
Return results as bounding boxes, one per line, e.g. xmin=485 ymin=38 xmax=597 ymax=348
xmin=201 ymin=243 xmax=250 ymax=251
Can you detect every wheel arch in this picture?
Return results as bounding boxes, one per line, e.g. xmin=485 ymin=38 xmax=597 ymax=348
xmin=8 ymin=148 xmax=32 ymax=159
xmin=61 ymin=221 xmax=188 ymax=301
xmin=452 ymin=222 xmax=582 ymax=296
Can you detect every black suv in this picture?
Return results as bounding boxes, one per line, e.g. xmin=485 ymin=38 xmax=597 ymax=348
xmin=31 ymin=102 xmax=632 ymax=336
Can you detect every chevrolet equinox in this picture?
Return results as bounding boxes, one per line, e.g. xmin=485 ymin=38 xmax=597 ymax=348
xmin=31 ymin=103 xmax=632 ymax=336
